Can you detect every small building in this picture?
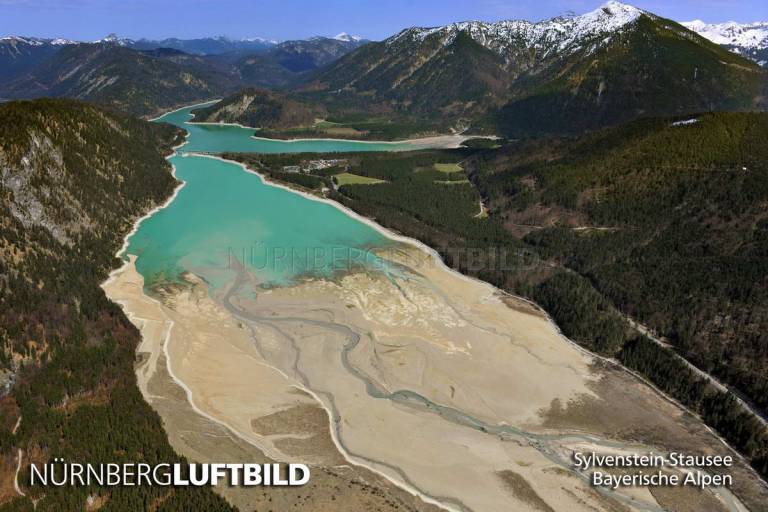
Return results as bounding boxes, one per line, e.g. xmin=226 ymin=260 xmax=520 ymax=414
xmin=306 ymin=159 xmax=347 ymax=171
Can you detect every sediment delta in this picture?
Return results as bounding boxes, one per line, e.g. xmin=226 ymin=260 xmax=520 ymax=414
xmin=100 ymin=103 xmax=768 ymax=512
xmin=104 ymin=256 xmax=442 ymax=512
xmin=103 ymin=244 xmax=765 ymax=512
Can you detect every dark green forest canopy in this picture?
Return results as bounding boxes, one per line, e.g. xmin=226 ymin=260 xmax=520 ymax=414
xmin=469 ymin=111 xmax=768 ymax=412
xmin=0 ymin=99 xmax=233 ymax=511
xmin=190 ymin=87 xmax=326 ymax=129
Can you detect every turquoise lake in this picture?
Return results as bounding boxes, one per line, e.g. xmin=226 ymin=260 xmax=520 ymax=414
xmin=124 ymin=104 xmax=423 ymax=289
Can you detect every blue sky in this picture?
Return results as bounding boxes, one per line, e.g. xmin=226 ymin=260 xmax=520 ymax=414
xmin=1 ymin=0 xmax=767 ymax=41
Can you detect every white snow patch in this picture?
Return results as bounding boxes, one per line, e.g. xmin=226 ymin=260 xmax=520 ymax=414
xmin=0 ymin=36 xmax=45 ymax=46
xmin=682 ymin=20 xmax=768 ymax=50
xmin=387 ymin=1 xmax=643 ymax=58
xmin=93 ymin=33 xmax=134 ymax=45
xmin=671 ymin=118 xmax=699 ymax=127
xmin=243 ymin=37 xmax=278 ymax=44
xmin=334 ymin=32 xmax=363 ymax=42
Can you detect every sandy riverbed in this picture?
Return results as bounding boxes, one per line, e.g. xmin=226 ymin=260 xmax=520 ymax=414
xmin=189 ymin=117 xmax=483 ymax=148
xmin=247 ymin=133 xmax=477 ymax=149
xmin=102 ymin=239 xmax=766 ymax=511
xmin=104 ymin=256 xmax=444 ymax=512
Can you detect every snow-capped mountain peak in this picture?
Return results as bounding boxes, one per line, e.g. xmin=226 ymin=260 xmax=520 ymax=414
xmin=682 ymin=20 xmax=768 ymax=50
xmin=0 ymin=35 xmax=78 ymax=48
xmin=577 ymin=1 xmax=644 ymax=31
xmin=243 ymin=36 xmax=279 ymax=44
xmin=94 ymin=33 xmax=134 ymax=46
xmin=51 ymin=38 xmax=77 ymax=46
xmin=0 ymin=36 xmax=46 ymax=46
xmin=334 ymin=32 xmax=362 ymax=42
xmin=387 ymin=0 xmax=646 ymax=58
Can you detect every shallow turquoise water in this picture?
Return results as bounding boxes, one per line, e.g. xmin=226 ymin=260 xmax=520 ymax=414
xmin=124 ymin=103 xmax=419 ymax=289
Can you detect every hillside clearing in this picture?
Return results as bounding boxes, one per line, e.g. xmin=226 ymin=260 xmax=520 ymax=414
xmin=335 ymin=173 xmax=386 ymax=186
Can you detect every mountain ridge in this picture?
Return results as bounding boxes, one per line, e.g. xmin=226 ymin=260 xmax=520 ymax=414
xmin=0 ymin=43 xmax=233 ymax=116
xmin=0 ymin=35 xmax=368 ymax=116
xmin=3 ymin=2 xmax=768 ymax=129
xmin=385 ymin=0 xmax=645 ymax=60
xmin=0 ymin=33 xmax=369 ymax=56
xmin=307 ymin=1 xmax=768 ymax=136
xmin=683 ymin=20 xmax=768 ymax=66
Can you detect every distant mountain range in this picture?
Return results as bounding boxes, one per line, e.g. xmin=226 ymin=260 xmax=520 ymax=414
xmin=0 ymin=43 xmax=233 ymax=116
xmin=0 ymin=36 xmax=75 ymax=86
xmin=308 ymin=1 xmax=768 ymax=136
xmin=0 ymin=34 xmax=367 ymax=115
xmin=683 ymin=20 xmax=768 ymax=67
xmin=0 ymin=32 xmax=366 ymax=57
xmin=127 ymin=35 xmax=278 ymax=55
xmin=117 ymin=32 xmax=365 ymax=54
xmin=1 ymin=1 xmax=766 ymax=131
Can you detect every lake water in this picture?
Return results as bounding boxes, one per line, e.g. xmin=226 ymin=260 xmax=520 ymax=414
xmin=124 ymin=104 xmax=422 ymax=289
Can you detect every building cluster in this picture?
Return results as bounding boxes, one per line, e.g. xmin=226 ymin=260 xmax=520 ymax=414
xmin=282 ymin=159 xmax=348 ymax=174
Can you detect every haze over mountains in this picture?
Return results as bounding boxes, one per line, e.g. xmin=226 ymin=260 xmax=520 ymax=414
xmin=0 ymin=33 xmax=368 ymax=115
xmin=1 ymin=2 xmax=767 ymax=125
xmin=0 ymin=32 xmax=364 ymax=54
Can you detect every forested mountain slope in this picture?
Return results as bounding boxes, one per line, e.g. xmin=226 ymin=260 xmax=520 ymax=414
xmin=0 ymin=36 xmax=368 ymax=117
xmin=307 ymin=2 xmax=768 ymax=136
xmin=0 ymin=44 xmax=233 ymax=117
xmin=190 ymin=88 xmax=326 ymax=128
xmin=0 ymin=99 xmax=233 ymax=510
xmin=225 ymin=115 xmax=768 ymax=487
xmin=0 ymin=37 xmax=70 ymax=88
xmin=470 ymin=112 xmax=768 ymax=416
xmin=495 ymin=16 xmax=767 ymax=136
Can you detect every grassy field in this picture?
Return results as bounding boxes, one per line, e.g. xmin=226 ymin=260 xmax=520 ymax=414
xmin=434 ymin=162 xmax=463 ymax=173
xmin=335 ymin=172 xmax=386 ymax=186
xmin=303 ymin=120 xmax=367 ymax=137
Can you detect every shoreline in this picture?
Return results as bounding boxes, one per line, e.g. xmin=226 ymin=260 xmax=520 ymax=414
xmin=190 ymin=154 xmax=568 ymax=335
xmin=13 ymin=449 xmax=24 ymax=497
xmin=102 ymin=112 xmax=462 ymax=512
xmin=113 ymin=135 xmax=190 ymax=260
xmin=189 ymin=120 xmax=479 ymax=148
xmin=168 ymin=100 xmax=476 ymax=148
xmin=147 ymin=99 xmax=221 ymax=123
xmin=102 ymin=101 xmax=766 ymax=511
xmin=192 ymin=151 xmax=768 ymax=491
xmin=250 ymin=133 xmax=476 ymax=148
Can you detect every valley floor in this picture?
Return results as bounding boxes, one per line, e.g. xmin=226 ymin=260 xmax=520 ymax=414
xmin=104 ymin=244 xmax=764 ymax=511
xmin=96 ymin=102 xmax=768 ymax=512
